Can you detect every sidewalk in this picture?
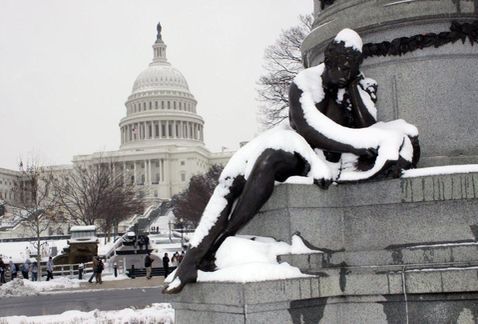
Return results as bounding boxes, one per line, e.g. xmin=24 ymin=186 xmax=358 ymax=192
xmin=77 ymin=276 xmax=166 ymax=290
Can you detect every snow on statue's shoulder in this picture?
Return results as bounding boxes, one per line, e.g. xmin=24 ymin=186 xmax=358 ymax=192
xmin=334 ymin=28 xmax=363 ymax=52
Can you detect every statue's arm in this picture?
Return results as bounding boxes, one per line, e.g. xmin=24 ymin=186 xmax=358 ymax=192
xmin=348 ymin=76 xmax=378 ymax=128
xmin=289 ymin=82 xmax=374 ymax=156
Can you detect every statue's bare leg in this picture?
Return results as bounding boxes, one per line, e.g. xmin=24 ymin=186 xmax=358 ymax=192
xmin=162 ymin=175 xmax=245 ymax=294
xmin=205 ymin=149 xmax=313 ymax=256
xmin=162 ymin=149 xmax=314 ymax=294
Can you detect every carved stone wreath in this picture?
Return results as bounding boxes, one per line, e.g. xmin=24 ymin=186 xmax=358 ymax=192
xmin=362 ymin=21 xmax=478 ymax=58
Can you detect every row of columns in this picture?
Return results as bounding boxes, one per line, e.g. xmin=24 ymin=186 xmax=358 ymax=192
xmin=129 ymin=100 xmax=194 ymax=114
xmin=119 ymin=159 xmax=167 ymax=186
xmin=121 ymin=120 xmax=204 ymax=144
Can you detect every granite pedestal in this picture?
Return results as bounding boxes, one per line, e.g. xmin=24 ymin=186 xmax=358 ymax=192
xmin=173 ymin=172 xmax=478 ymax=323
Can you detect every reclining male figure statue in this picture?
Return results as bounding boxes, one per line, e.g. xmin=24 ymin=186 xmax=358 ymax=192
xmin=163 ymin=28 xmax=420 ymax=294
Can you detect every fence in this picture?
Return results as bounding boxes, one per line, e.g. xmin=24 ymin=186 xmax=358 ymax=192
xmin=2 ymin=258 xmax=126 ymax=282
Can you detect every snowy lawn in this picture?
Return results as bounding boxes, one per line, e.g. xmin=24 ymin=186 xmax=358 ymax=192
xmin=0 ymin=303 xmax=174 ymax=324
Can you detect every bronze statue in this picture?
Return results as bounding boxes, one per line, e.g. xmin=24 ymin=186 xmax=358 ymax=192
xmin=163 ymin=29 xmax=420 ymax=294
xmin=156 ymin=22 xmax=162 ymax=41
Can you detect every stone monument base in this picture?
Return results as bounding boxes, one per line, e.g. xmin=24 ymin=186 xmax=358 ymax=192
xmin=173 ymin=172 xmax=478 ymax=323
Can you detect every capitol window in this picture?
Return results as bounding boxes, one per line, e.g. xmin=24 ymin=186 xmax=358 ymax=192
xmin=181 ymin=172 xmax=186 ymax=182
xmin=155 ymin=101 xmax=158 ymax=109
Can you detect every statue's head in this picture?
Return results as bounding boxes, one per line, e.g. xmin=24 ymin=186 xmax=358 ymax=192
xmin=324 ymin=28 xmax=363 ymax=87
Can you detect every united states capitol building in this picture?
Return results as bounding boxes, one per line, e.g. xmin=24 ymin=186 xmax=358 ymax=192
xmin=73 ymin=23 xmax=233 ymax=200
xmin=0 ymin=23 xmax=235 ymax=238
xmin=0 ymin=23 xmax=233 ymax=207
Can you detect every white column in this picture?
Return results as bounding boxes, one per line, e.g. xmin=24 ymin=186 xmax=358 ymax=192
xmin=148 ymin=160 xmax=152 ymax=185
xmin=123 ymin=162 xmax=126 ymax=185
xmin=133 ymin=161 xmax=137 ymax=185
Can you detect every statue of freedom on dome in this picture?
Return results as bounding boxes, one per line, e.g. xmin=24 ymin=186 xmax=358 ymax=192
xmin=163 ymin=28 xmax=420 ymax=294
xmin=156 ymin=22 xmax=162 ymax=41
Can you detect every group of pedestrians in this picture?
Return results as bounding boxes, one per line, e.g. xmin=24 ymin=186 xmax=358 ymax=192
xmin=143 ymin=251 xmax=185 ymax=280
xmin=0 ymin=257 xmax=41 ymax=283
xmin=0 ymin=254 xmax=108 ymax=285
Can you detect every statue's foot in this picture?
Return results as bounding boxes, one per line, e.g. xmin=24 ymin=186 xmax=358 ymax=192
xmin=162 ymin=267 xmax=198 ymax=294
xmin=314 ymin=178 xmax=332 ymax=189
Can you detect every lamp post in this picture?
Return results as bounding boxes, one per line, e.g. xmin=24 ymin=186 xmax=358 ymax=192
xmin=168 ymin=220 xmax=172 ymax=241
xmin=179 ymin=218 xmax=184 ymax=247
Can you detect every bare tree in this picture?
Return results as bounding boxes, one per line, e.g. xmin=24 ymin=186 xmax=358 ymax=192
xmin=170 ymin=164 xmax=223 ymax=227
xmin=53 ymin=158 xmax=145 ymax=241
xmin=257 ymin=14 xmax=312 ymax=128
xmin=13 ymin=160 xmax=59 ymax=281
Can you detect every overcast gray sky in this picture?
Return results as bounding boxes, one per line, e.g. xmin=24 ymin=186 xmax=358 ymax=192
xmin=0 ymin=0 xmax=313 ymax=170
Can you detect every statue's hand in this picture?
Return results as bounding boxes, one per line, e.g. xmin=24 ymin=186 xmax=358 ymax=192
xmin=354 ymin=147 xmax=378 ymax=159
xmin=348 ymin=74 xmax=363 ymax=89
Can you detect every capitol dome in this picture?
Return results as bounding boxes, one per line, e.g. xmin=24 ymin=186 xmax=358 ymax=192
xmin=119 ymin=23 xmax=205 ymax=151
xmin=132 ymin=64 xmax=190 ymax=94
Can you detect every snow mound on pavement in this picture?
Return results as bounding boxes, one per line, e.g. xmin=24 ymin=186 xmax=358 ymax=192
xmin=0 ymin=303 xmax=174 ymax=324
xmin=0 ymin=278 xmax=80 ymax=298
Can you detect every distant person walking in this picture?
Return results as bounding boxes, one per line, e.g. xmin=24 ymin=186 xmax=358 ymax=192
xmin=9 ymin=259 xmax=17 ymax=280
xmin=162 ymin=253 xmax=170 ymax=278
xmin=95 ymin=257 xmax=104 ymax=284
xmin=22 ymin=258 xmax=31 ymax=280
xmin=171 ymin=252 xmax=179 ymax=269
xmin=144 ymin=252 xmax=154 ymax=279
xmin=177 ymin=251 xmax=185 ymax=264
xmin=46 ymin=256 xmax=54 ymax=281
xmin=0 ymin=258 xmax=6 ymax=284
xmin=31 ymin=262 xmax=38 ymax=281
xmin=88 ymin=256 xmax=98 ymax=283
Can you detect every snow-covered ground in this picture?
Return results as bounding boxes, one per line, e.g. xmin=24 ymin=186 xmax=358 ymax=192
xmin=0 ymin=277 xmax=80 ymax=298
xmin=0 ymin=303 xmax=174 ymax=324
xmin=0 ymin=274 xmax=130 ymax=298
